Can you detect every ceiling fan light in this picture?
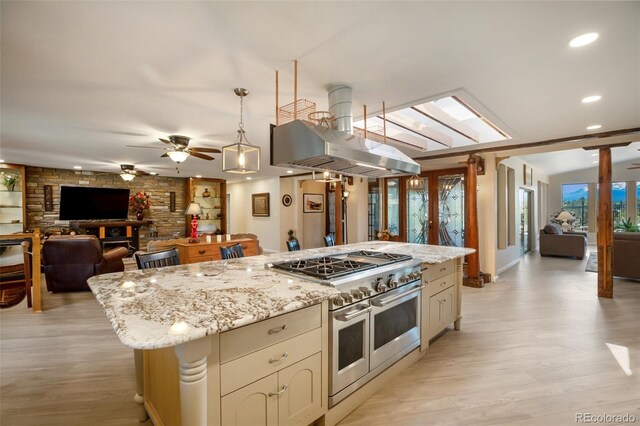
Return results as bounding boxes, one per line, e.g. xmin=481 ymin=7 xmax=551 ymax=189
xmin=120 ymin=172 xmax=135 ymax=182
xmin=167 ymin=150 xmax=190 ymax=163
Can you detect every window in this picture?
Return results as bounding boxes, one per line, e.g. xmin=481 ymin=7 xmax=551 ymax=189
xmin=386 ymin=178 xmax=400 ymax=235
xmin=612 ymin=182 xmax=627 ymax=226
xmin=367 ymin=179 xmax=380 ymax=240
xmin=562 ymin=183 xmax=589 ymax=230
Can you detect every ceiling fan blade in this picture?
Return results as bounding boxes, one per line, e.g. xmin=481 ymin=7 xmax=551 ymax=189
xmin=627 ymin=166 xmax=640 ymax=169
xmin=159 ymin=138 xmax=173 ymax=146
xmin=190 ymin=147 xmax=222 ymax=153
xmin=126 ymin=145 xmax=166 ymax=150
xmin=161 ymin=153 xmax=169 ymax=158
xmin=189 ymin=151 xmax=214 ymax=161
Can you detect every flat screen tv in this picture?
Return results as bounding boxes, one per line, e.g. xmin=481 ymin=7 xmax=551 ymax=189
xmin=59 ymin=186 xmax=130 ymax=220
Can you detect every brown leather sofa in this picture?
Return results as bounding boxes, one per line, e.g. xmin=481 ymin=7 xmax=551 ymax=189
xmin=613 ymin=232 xmax=640 ymax=279
xmin=539 ymin=223 xmax=587 ymax=260
xmin=42 ymin=235 xmax=129 ymax=292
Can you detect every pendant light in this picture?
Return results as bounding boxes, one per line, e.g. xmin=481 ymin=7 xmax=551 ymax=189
xmin=222 ymin=88 xmax=260 ymax=174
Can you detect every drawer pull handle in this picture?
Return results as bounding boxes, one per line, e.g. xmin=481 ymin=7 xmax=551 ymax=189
xmin=441 ymin=281 xmax=446 ymax=286
xmin=267 ymin=325 xmax=287 ymax=335
xmin=268 ymin=384 xmax=288 ymax=397
xmin=198 ymin=250 xmax=206 ymax=255
xmin=268 ymin=352 xmax=288 ymax=364
xmin=440 ymin=267 xmax=447 ymax=272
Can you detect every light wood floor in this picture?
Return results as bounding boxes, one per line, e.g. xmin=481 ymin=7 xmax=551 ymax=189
xmin=1 ymin=252 xmax=638 ymax=425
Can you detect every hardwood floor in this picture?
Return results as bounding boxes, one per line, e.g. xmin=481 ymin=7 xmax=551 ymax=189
xmin=1 ymin=252 xmax=638 ymax=425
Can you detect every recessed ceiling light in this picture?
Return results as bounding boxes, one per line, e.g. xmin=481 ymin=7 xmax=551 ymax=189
xmin=582 ymin=95 xmax=601 ymax=103
xmin=149 ymin=172 xmax=158 ymax=175
xmin=591 ymin=153 xmax=598 ymax=157
xmin=0 ymin=159 xmax=4 ymax=163
xmin=246 ymin=177 xmax=252 ymax=180
xmin=586 ymin=124 xmax=602 ymax=130
xmin=286 ymin=170 xmax=293 ymax=174
xmin=73 ymin=165 xmax=82 ymax=170
xmin=592 ymin=160 xmax=599 ymax=164
xmin=195 ymin=175 xmax=202 ymax=178
xmin=569 ymin=32 xmax=599 ymax=48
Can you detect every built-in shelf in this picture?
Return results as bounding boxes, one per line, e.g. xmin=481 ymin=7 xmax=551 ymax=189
xmin=0 ymin=222 xmax=22 ymax=225
xmin=0 ymin=190 xmax=22 ymax=193
xmin=187 ymin=178 xmax=226 ymax=236
xmin=0 ymin=206 xmax=22 ymax=208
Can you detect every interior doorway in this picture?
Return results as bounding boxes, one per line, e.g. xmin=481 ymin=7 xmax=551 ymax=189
xmin=519 ymin=188 xmax=533 ymax=255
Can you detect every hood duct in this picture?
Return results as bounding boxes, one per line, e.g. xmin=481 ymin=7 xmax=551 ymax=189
xmin=271 ymin=85 xmax=420 ymax=178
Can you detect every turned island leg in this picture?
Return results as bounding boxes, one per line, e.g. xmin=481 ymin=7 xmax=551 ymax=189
xmin=175 ymin=338 xmax=212 ymax=426
xmin=133 ymin=349 xmax=149 ymax=422
xmin=454 ymin=257 xmax=463 ymax=330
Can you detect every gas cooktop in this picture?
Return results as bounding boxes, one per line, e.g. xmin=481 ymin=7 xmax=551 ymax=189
xmin=270 ymin=250 xmax=413 ymax=281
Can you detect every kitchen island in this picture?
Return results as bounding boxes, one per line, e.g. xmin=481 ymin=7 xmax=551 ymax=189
xmin=88 ymin=241 xmax=473 ymax=426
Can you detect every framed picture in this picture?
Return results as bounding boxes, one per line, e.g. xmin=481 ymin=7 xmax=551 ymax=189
xmin=252 ymin=193 xmax=270 ymax=217
xmin=303 ymin=193 xmax=324 ymax=213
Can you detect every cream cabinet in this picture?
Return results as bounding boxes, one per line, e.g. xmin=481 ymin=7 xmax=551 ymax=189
xmin=219 ymin=304 xmax=325 ymax=426
xmin=222 ymin=353 xmax=322 ymax=426
xmin=421 ymin=259 xmax=460 ymax=345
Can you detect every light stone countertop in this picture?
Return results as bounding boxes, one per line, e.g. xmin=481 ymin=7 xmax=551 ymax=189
xmin=88 ymin=241 xmax=473 ymax=350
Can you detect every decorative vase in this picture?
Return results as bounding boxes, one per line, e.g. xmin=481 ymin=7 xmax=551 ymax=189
xmin=202 ymin=188 xmax=211 ymax=198
xmin=8 ymin=183 xmax=15 ymax=191
xmin=136 ymin=211 xmax=144 ymax=221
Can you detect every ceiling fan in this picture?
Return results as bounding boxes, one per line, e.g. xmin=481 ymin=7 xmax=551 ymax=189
xmin=628 ymin=163 xmax=640 ymax=170
xmin=127 ymin=135 xmax=221 ymax=163
xmin=94 ymin=164 xmax=153 ymax=181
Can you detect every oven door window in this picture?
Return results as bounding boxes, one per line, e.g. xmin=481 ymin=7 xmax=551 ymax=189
xmin=339 ymin=321 xmax=364 ymax=370
xmin=373 ymin=297 xmax=418 ymax=350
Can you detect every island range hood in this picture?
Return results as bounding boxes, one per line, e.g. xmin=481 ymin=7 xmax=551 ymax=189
xmin=271 ymin=84 xmax=421 ymax=178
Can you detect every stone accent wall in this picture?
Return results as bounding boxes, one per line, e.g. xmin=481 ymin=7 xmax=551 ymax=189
xmin=26 ymin=167 xmax=188 ymax=248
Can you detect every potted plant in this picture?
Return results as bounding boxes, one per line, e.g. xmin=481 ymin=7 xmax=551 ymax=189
xmin=615 ymin=217 xmax=640 ymax=232
xmin=129 ymin=191 xmax=151 ymax=220
xmin=1 ymin=172 xmax=19 ymax=191
xmin=377 ymin=229 xmax=395 ymax=241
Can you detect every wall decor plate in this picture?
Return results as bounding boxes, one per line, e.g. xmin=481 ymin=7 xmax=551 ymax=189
xmin=282 ymin=194 xmax=292 ymax=207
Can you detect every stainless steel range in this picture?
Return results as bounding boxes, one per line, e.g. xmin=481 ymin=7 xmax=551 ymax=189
xmin=269 ymin=250 xmax=422 ymax=406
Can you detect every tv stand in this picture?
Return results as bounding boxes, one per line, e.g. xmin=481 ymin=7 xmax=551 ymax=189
xmin=70 ymin=220 xmax=152 ymax=256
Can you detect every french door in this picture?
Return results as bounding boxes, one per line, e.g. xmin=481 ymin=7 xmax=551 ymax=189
xmin=383 ymin=168 xmax=467 ymax=246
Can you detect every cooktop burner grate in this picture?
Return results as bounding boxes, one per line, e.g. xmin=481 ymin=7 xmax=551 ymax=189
xmin=271 ymin=257 xmax=377 ymax=280
xmin=347 ymin=250 xmax=412 ymax=263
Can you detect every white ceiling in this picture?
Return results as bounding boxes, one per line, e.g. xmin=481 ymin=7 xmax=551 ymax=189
xmin=1 ymin=2 xmax=639 ymax=182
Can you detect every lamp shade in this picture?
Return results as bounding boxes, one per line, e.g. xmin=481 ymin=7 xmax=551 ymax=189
xmin=222 ymin=139 xmax=260 ymax=174
xmin=120 ymin=173 xmax=135 ymax=182
xmin=167 ymin=151 xmax=190 ymax=163
xmin=557 ymin=211 xmax=574 ymax=222
xmin=185 ymin=202 xmax=203 ymax=216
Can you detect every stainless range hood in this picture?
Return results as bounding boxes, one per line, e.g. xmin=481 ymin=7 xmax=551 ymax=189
xmin=271 ymin=120 xmax=421 ymax=177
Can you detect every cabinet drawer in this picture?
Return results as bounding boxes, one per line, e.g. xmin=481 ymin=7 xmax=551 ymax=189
xmin=426 ymin=273 xmax=454 ymax=297
xmin=422 ymin=259 xmax=454 ymax=283
xmin=220 ymin=304 xmax=321 ymax=364
xmin=185 ymin=255 xmax=216 ymax=264
xmin=220 ymin=328 xmax=322 ymax=396
xmin=185 ymin=245 xmax=218 ymax=258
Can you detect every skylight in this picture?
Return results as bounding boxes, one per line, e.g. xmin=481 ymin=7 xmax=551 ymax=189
xmin=353 ymin=95 xmax=510 ymax=152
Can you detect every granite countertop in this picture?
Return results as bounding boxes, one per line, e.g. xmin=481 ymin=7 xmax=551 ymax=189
xmin=88 ymin=242 xmax=473 ymax=350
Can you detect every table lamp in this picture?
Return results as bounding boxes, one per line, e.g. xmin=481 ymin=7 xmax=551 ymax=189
xmin=557 ymin=210 xmax=574 ymax=232
xmin=185 ymin=202 xmax=203 ymax=242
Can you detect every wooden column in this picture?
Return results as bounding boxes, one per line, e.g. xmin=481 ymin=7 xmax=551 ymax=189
xmin=464 ymin=156 xmax=483 ymax=288
xmin=334 ymin=181 xmax=343 ymax=245
xmin=175 ymin=338 xmax=212 ymax=426
xmin=597 ymin=148 xmax=613 ymax=298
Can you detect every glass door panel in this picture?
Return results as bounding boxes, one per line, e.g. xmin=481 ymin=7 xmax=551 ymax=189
xmin=386 ymin=178 xmax=400 ymax=236
xmin=406 ymin=178 xmax=429 ymax=244
xmin=438 ymin=174 xmax=464 ymax=247
xmin=368 ymin=179 xmax=381 ymax=240
xmin=520 ymin=189 xmax=532 ymax=255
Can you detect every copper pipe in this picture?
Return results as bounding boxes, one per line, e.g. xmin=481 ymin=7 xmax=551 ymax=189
xmin=363 ymin=105 xmax=367 ymax=139
xmin=275 ymin=70 xmax=279 ymax=126
xmin=293 ymin=60 xmax=298 ymax=119
xmin=383 ymin=101 xmax=387 ymax=144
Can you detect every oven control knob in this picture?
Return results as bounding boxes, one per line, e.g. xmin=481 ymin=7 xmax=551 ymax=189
xmin=400 ymin=275 xmax=409 ymax=284
xmin=359 ymin=286 xmax=372 ymax=297
xmin=341 ymin=292 xmax=354 ymax=304
xmin=332 ymin=295 xmax=344 ymax=307
xmin=351 ymin=289 xmax=364 ymax=299
xmin=374 ymin=281 xmax=387 ymax=293
xmin=387 ymin=278 xmax=398 ymax=289
xmin=410 ymin=272 xmax=421 ymax=280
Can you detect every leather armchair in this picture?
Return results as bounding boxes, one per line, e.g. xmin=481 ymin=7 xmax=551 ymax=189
xmin=42 ymin=235 xmax=129 ymax=292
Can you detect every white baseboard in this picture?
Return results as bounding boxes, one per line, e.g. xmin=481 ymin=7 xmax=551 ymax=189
xmin=497 ymin=257 xmax=521 ymax=275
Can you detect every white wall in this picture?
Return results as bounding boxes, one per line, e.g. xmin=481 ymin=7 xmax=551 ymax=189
xmin=227 ymin=177 xmax=281 ymax=253
xmin=301 ymin=180 xmax=326 ymax=249
xmin=492 ymin=157 xmax=548 ymax=274
xmin=477 ymin=154 xmax=498 ymax=277
xmin=345 ymin=177 xmax=369 ymax=243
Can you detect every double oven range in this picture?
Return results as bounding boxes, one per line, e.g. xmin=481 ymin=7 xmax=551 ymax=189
xmin=269 ymin=250 xmax=422 ymax=406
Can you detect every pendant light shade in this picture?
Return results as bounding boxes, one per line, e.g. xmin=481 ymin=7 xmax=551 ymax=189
xmin=223 ymin=88 xmax=260 ymax=174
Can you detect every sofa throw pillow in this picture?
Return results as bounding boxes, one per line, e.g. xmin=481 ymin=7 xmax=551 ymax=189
xmin=544 ymin=223 xmax=563 ymax=234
